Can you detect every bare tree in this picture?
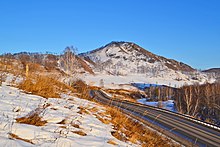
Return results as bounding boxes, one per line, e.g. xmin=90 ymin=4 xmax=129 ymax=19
xmin=183 ymin=86 xmax=192 ymax=115
xmin=59 ymin=46 xmax=78 ymax=75
xmin=192 ymin=84 xmax=200 ymax=117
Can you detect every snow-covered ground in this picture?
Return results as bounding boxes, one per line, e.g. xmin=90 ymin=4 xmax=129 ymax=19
xmin=0 ymin=82 xmax=135 ymax=147
xmin=81 ymin=41 xmax=215 ymax=90
xmin=137 ymin=99 xmax=176 ymax=112
xmin=81 ymin=73 xmax=201 ymax=89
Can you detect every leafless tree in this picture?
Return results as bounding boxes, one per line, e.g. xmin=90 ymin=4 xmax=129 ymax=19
xmin=59 ymin=46 xmax=78 ymax=76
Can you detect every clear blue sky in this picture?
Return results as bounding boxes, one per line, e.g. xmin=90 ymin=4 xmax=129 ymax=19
xmin=0 ymin=0 xmax=219 ymax=69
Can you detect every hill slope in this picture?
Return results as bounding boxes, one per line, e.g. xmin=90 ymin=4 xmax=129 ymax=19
xmin=81 ymin=41 xmax=194 ymax=73
xmin=80 ymin=41 xmax=210 ymax=87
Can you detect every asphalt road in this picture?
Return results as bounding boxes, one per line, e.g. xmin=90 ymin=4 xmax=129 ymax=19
xmin=91 ymin=90 xmax=220 ymax=147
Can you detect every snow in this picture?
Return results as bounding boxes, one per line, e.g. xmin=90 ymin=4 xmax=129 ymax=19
xmin=81 ymin=41 xmax=215 ymax=90
xmin=137 ymin=99 xmax=176 ymax=112
xmin=0 ymin=82 xmax=135 ymax=147
xmin=81 ymin=73 xmax=197 ymax=89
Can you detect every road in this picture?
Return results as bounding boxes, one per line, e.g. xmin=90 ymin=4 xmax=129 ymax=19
xmin=90 ymin=90 xmax=220 ymax=147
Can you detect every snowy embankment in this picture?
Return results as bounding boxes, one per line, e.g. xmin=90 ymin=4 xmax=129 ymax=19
xmin=81 ymin=73 xmax=209 ymax=89
xmin=0 ymin=82 xmax=134 ymax=147
xmin=137 ymin=99 xmax=176 ymax=112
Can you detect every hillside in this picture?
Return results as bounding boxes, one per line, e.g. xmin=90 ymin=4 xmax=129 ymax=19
xmin=80 ymin=41 xmax=212 ymax=88
xmin=203 ymin=68 xmax=220 ymax=75
xmin=0 ymin=59 xmax=176 ymax=146
xmin=203 ymin=68 xmax=220 ymax=82
xmin=81 ymin=41 xmax=194 ymax=73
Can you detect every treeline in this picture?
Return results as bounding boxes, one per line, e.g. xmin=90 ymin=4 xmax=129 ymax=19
xmin=145 ymin=85 xmax=175 ymax=101
xmin=0 ymin=52 xmax=58 ymax=71
xmin=174 ymin=82 xmax=220 ymax=125
xmin=0 ymin=46 xmax=78 ymax=72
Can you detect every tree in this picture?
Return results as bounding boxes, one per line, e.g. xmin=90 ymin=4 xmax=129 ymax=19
xmin=59 ymin=46 xmax=78 ymax=75
xmin=44 ymin=54 xmax=57 ymax=70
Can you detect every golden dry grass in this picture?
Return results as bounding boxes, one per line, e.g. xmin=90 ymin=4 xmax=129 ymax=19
xmin=77 ymin=106 xmax=90 ymax=115
xmin=85 ymin=102 xmax=176 ymax=146
xmin=18 ymin=75 xmax=75 ymax=98
xmin=105 ymin=89 xmax=140 ymax=103
xmin=16 ymin=113 xmax=47 ymax=126
xmin=8 ymin=133 xmax=34 ymax=144
xmin=1 ymin=56 xmax=177 ymax=146
xmin=72 ymin=130 xmax=87 ymax=136
xmin=107 ymin=139 xmax=118 ymax=145
xmin=106 ymin=107 xmax=177 ymax=147
xmin=94 ymin=113 xmax=110 ymax=124
xmin=77 ymin=88 xmax=176 ymax=146
xmin=0 ymin=58 xmax=24 ymax=76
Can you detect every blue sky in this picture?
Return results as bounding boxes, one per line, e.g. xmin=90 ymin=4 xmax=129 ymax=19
xmin=0 ymin=0 xmax=219 ymax=69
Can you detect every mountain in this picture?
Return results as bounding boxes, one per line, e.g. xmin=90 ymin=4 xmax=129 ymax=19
xmin=203 ymin=68 xmax=220 ymax=82
xmin=82 ymin=41 xmax=194 ymax=72
xmin=80 ymin=41 xmax=208 ymax=83
xmin=203 ymin=68 xmax=220 ymax=73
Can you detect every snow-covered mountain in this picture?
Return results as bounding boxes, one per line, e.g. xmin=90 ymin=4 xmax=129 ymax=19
xmin=80 ymin=41 xmax=209 ymax=83
xmin=203 ymin=68 xmax=220 ymax=82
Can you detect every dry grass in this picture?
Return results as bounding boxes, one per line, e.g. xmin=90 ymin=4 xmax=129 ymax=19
xmin=1 ymin=56 xmax=177 ymax=146
xmin=16 ymin=112 xmax=47 ymax=126
xmin=107 ymin=139 xmax=118 ymax=145
xmin=8 ymin=133 xmax=34 ymax=144
xmin=59 ymin=126 xmax=67 ymax=129
xmin=81 ymin=91 xmax=175 ymax=146
xmin=16 ymin=105 xmax=49 ymax=126
xmin=0 ymin=73 xmax=3 ymax=86
xmin=0 ymin=58 xmax=23 ymax=76
xmin=85 ymin=102 xmax=176 ymax=146
xmin=72 ymin=130 xmax=87 ymax=136
xmin=87 ymin=106 xmax=111 ymax=124
xmin=18 ymin=75 xmax=75 ymax=98
xmin=71 ymin=80 xmax=92 ymax=99
xmin=77 ymin=106 xmax=90 ymax=114
xmin=94 ymin=113 xmax=110 ymax=124
xmin=72 ymin=124 xmax=80 ymax=128
xmin=105 ymin=107 xmax=177 ymax=147
xmin=105 ymin=89 xmax=142 ymax=102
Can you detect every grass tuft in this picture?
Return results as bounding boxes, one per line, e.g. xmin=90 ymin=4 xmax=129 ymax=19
xmin=107 ymin=139 xmax=118 ymax=145
xmin=72 ymin=130 xmax=87 ymax=136
xmin=16 ymin=112 xmax=47 ymax=126
xmin=8 ymin=133 xmax=34 ymax=144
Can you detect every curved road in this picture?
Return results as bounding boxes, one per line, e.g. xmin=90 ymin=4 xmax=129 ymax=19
xmin=91 ymin=90 xmax=220 ymax=147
